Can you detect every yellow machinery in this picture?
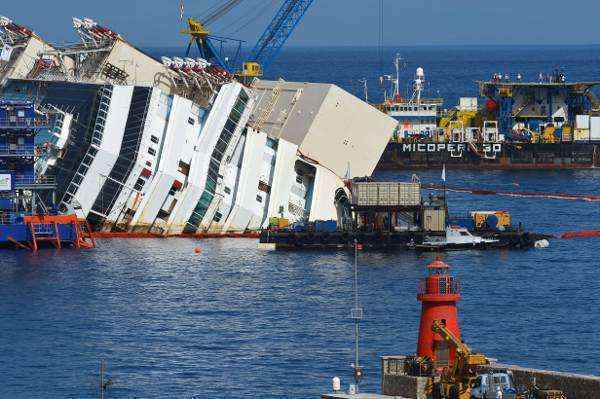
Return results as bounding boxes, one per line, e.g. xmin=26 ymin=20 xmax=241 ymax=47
xmin=428 ymin=320 xmax=489 ymax=399
xmin=239 ymin=61 xmax=263 ymax=79
xmin=471 ymin=211 xmax=512 ymax=231
xmin=541 ymin=125 xmax=557 ymax=143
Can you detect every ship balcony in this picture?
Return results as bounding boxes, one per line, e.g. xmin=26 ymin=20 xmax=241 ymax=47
xmin=11 ymin=175 xmax=57 ymax=190
xmin=0 ymin=118 xmax=48 ymax=130
xmin=417 ymin=277 xmax=461 ymax=301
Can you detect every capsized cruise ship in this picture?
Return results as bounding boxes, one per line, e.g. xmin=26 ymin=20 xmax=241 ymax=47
xmin=0 ymin=16 xmax=396 ymax=236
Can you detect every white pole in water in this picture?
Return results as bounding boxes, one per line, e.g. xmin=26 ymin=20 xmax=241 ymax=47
xmin=351 ymin=239 xmax=363 ymax=390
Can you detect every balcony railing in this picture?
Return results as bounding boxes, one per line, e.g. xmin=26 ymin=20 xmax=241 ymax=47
xmin=6 ymin=175 xmax=57 ymax=188
xmin=0 ymin=145 xmax=35 ymax=156
xmin=0 ymin=118 xmax=48 ymax=130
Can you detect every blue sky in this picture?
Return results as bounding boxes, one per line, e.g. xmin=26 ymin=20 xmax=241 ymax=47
xmin=3 ymin=0 xmax=600 ymax=47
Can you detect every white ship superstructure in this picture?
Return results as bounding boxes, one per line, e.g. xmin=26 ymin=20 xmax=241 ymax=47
xmin=381 ymin=54 xmax=443 ymax=140
xmin=0 ymin=16 xmax=397 ymax=235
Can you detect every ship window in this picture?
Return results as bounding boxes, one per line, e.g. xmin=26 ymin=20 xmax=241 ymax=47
xmin=148 ymin=147 xmax=156 ymax=156
xmin=134 ymin=178 xmax=145 ymax=191
xmin=146 ymin=161 xmax=152 ymax=167
xmin=188 ymin=117 xmax=195 ymax=125
xmin=224 ymin=187 xmax=231 ymax=195
xmin=296 ymin=176 xmax=303 ymax=185
xmin=213 ymin=212 xmax=223 ymax=222
xmin=150 ymin=135 xmax=159 ymax=144
xmin=256 ymin=195 xmax=263 ymax=203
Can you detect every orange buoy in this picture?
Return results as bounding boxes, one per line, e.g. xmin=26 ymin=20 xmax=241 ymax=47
xmin=194 ymin=246 xmax=202 ymax=254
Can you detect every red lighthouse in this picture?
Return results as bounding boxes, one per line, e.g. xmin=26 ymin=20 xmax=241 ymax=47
xmin=416 ymin=258 xmax=461 ymax=369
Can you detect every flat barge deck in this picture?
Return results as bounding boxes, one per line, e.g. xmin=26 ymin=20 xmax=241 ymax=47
xmin=259 ymin=229 xmax=549 ymax=251
xmin=378 ymin=142 xmax=600 ymax=170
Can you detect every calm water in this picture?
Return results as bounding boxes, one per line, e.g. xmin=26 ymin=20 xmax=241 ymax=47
xmin=2 ymin=47 xmax=600 ymax=398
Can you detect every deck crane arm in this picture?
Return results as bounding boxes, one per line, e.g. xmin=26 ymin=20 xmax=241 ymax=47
xmin=241 ymin=0 xmax=315 ymax=78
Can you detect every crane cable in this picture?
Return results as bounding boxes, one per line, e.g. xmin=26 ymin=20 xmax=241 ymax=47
xmin=222 ymin=0 xmax=279 ymax=36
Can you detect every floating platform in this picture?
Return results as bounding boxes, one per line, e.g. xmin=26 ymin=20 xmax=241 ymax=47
xmin=259 ymin=229 xmax=549 ymax=251
xmin=0 ymin=215 xmax=95 ymax=251
xmin=378 ymin=142 xmax=600 ymax=170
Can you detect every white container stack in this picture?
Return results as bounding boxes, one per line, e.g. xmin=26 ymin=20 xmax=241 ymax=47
xmin=590 ymin=116 xmax=600 ymax=141
xmin=351 ymin=182 xmax=421 ymax=206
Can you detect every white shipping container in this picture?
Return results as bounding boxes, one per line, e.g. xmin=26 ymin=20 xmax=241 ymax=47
xmin=459 ymin=97 xmax=478 ymax=112
xmin=576 ymin=115 xmax=590 ymax=130
xmin=351 ymin=182 xmax=421 ymax=206
xmin=591 ymin=117 xmax=600 ymax=140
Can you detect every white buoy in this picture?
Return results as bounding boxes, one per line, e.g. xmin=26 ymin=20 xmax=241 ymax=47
xmin=332 ymin=376 xmax=341 ymax=392
xmin=534 ymin=239 xmax=550 ymax=248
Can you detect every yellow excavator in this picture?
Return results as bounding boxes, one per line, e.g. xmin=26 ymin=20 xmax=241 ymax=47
xmin=428 ymin=320 xmax=489 ymax=399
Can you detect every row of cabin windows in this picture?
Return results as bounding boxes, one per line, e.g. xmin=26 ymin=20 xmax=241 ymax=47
xmin=183 ymin=90 xmax=249 ymax=232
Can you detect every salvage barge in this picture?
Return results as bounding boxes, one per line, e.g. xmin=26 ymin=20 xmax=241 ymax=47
xmin=259 ymin=180 xmax=549 ymax=251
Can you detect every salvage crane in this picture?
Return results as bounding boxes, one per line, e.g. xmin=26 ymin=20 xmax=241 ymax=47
xmin=181 ymin=0 xmax=315 ymax=78
xmin=181 ymin=0 xmax=245 ymax=71
xmin=239 ymin=0 xmax=315 ymax=78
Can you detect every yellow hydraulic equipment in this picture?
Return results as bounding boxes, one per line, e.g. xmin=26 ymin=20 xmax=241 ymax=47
xmin=542 ymin=125 xmax=557 ymax=143
xmin=471 ymin=211 xmax=511 ymax=231
xmin=239 ymin=61 xmax=263 ymax=79
xmin=182 ymin=17 xmax=210 ymax=42
xmin=428 ymin=320 xmax=489 ymax=399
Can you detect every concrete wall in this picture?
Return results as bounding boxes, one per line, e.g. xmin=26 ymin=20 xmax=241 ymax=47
xmin=484 ymin=363 xmax=600 ymax=399
xmin=381 ymin=357 xmax=600 ymax=399
xmin=382 ymin=374 xmax=428 ymax=399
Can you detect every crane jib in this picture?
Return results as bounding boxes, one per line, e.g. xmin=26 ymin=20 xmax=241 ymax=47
xmin=249 ymin=0 xmax=315 ymax=71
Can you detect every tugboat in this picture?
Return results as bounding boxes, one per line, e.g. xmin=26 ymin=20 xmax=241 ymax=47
xmin=415 ymin=225 xmax=501 ymax=252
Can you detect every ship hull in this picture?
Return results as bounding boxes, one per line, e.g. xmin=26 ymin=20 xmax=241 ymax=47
xmin=377 ymin=142 xmax=599 ymax=170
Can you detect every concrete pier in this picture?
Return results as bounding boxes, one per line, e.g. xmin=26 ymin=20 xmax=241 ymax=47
xmin=381 ymin=356 xmax=600 ymax=399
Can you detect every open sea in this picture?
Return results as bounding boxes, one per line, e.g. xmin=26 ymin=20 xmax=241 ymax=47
xmin=2 ymin=46 xmax=600 ymax=398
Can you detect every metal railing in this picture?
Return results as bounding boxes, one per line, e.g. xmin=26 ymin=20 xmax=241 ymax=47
xmin=0 ymin=118 xmax=48 ymax=129
xmin=418 ymin=277 xmax=461 ymax=296
xmin=0 ymin=144 xmax=35 ymax=156
xmin=10 ymin=175 xmax=57 ymax=188
xmin=0 ymin=210 xmax=21 ymax=225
